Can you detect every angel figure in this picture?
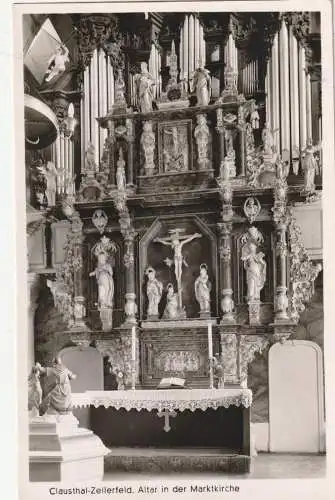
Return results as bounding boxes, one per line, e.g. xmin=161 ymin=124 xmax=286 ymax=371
xmin=191 ymin=63 xmax=211 ymax=106
xmin=45 ymin=44 xmax=70 ymax=83
xmin=37 ymin=160 xmax=58 ymax=207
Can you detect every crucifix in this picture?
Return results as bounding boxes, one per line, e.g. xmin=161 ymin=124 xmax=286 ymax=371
xmin=154 ymin=229 xmax=202 ymax=315
xmin=157 ymin=409 xmax=177 ymax=432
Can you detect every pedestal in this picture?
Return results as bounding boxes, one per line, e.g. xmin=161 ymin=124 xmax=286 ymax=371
xmin=29 ymin=414 xmax=109 ymax=482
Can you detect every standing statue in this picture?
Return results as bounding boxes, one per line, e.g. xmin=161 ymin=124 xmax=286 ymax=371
xmin=141 ymin=121 xmax=156 ymax=175
xmin=301 ymin=139 xmax=321 ymax=192
xmin=241 ymin=233 xmax=267 ymax=302
xmin=116 ymin=147 xmax=126 ymax=191
xmin=194 ymin=263 xmax=212 ymax=316
xmin=90 ymin=237 xmax=116 ymax=330
xmin=135 ymin=62 xmax=156 ymax=113
xmin=163 ymin=283 xmax=179 ymax=320
xmin=84 ymin=142 xmax=97 ymax=175
xmin=37 ymin=356 xmax=77 ymax=415
xmin=45 ymin=44 xmax=69 ymax=83
xmin=28 ymin=364 xmax=43 ymax=418
xmin=145 ymin=267 xmax=163 ymax=318
xmin=262 ymin=122 xmax=276 ymax=155
xmin=191 ymin=63 xmax=211 ymax=106
xmin=250 ymin=101 xmax=260 ymax=130
xmin=37 ymin=160 xmax=58 ymax=207
xmin=194 ymin=114 xmax=210 ymax=168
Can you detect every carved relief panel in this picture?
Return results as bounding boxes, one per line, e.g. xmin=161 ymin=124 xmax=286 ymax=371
xmin=158 ymin=120 xmax=193 ymax=173
xmin=140 ymin=328 xmax=220 ymax=387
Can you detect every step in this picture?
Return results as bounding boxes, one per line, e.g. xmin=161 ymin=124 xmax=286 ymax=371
xmin=105 ymin=448 xmax=250 ymax=473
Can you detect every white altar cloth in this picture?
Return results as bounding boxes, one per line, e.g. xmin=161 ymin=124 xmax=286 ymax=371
xmin=71 ymin=388 xmax=252 ymax=413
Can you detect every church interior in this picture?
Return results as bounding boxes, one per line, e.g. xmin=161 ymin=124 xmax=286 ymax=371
xmin=24 ymin=11 xmax=325 ymax=479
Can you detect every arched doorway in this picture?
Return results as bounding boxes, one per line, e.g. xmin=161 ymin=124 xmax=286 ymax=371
xmin=269 ymin=340 xmax=325 ymax=453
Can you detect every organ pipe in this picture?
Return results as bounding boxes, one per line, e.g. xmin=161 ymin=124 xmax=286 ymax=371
xmin=279 ymin=20 xmax=290 ymax=154
xmin=290 ymin=28 xmax=300 ymax=155
xmin=299 ymin=45 xmax=307 ymax=149
xmin=271 ymin=33 xmax=280 ymax=153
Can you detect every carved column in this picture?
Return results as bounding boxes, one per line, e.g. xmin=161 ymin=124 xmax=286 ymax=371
xmin=106 ymin=120 xmax=116 ymax=186
xmin=218 ymin=222 xmax=235 ymax=323
xmin=115 ymin=193 xmax=138 ymax=326
xmin=274 ymin=221 xmax=289 ymax=322
xmin=272 ymin=167 xmax=289 ymax=322
xmin=69 ymin=212 xmax=88 ymax=331
xmin=122 ymin=227 xmax=137 ymax=325
xmin=126 ymin=118 xmax=135 ymax=187
xmin=216 ymin=108 xmax=225 ymax=166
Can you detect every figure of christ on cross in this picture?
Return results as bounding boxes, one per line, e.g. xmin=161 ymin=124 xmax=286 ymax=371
xmin=154 ymin=229 xmax=202 ymax=315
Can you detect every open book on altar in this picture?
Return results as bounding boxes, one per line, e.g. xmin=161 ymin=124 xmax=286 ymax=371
xmin=157 ymin=377 xmax=186 ymax=389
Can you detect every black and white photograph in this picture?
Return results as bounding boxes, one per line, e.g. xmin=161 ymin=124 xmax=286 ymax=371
xmin=9 ymin=1 xmax=335 ymax=498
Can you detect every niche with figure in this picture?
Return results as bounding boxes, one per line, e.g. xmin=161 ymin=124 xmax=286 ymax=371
xmin=139 ymin=216 xmax=218 ymax=320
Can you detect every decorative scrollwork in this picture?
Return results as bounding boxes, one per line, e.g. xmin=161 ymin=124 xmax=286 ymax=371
xmin=287 ymin=207 xmax=322 ymax=323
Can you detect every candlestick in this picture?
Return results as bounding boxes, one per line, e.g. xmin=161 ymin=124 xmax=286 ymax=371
xmin=131 ymin=326 xmax=136 ymax=390
xmin=208 ymin=323 xmax=213 ymax=358
xmin=131 ymin=326 xmax=136 ymax=360
xmin=208 ymin=323 xmax=214 ymax=389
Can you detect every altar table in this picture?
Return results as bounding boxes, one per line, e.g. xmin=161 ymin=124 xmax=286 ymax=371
xmin=72 ymin=388 xmax=252 ymax=473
